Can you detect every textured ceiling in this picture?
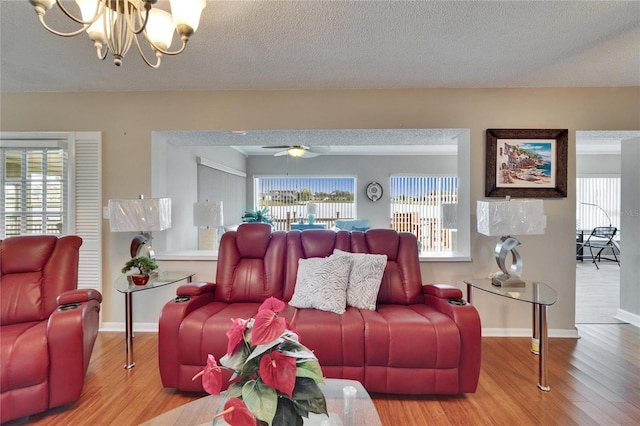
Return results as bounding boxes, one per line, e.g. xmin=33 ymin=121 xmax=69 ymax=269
xmin=1 ymin=0 xmax=639 ymax=93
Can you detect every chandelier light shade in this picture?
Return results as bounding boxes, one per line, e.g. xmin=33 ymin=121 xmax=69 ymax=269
xmin=109 ymin=195 xmax=172 ymax=258
xmin=193 ymin=200 xmax=223 ymax=250
xmin=29 ymin=0 xmax=206 ymax=68
xmin=477 ymin=198 xmax=546 ymax=287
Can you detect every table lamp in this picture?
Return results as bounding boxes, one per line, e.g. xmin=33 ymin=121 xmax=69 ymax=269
xmin=306 ymin=202 xmax=317 ymax=224
xmin=477 ymin=198 xmax=546 ymax=286
xmin=193 ymin=200 xmax=223 ymax=250
xmin=109 ymin=195 xmax=172 ymax=258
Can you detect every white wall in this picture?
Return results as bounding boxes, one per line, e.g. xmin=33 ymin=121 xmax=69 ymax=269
xmin=2 ymin=87 xmax=638 ymax=335
xmin=619 ymin=138 xmax=640 ymax=325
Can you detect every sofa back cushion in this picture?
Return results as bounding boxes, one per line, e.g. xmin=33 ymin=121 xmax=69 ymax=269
xmin=214 ymin=223 xmax=286 ymax=303
xmin=283 ymin=230 xmax=351 ymax=301
xmin=351 ymin=229 xmax=423 ymax=305
xmin=0 ymin=235 xmax=82 ymax=325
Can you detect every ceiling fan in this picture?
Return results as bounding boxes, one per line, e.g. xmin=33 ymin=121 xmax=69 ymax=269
xmin=262 ymin=145 xmax=331 ymax=158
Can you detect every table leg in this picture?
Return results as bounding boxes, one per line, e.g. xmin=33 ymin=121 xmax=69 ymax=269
xmin=537 ymin=303 xmax=550 ymax=391
xmin=466 ymin=283 xmax=472 ymax=304
xmin=532 ymin=303 xmax=540 ymax=354
xmin=124 ymin=292 xmax=135 ymax=369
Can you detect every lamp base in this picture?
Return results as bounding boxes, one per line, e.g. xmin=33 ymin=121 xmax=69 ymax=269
xmin=491 ymin=274 xmax=526 ymax=287
xmin=198 ymin=228 xmax=218 ymax=250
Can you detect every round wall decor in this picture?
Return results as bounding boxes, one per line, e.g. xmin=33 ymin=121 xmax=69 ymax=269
xmin=366 ymin=182 xmax=383 ymax=202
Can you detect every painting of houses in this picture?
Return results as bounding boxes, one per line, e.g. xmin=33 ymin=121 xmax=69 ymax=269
xmin=495 ymin=139 xmax=555 ymax=188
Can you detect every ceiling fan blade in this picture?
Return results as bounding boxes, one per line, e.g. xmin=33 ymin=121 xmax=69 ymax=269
xmin=273 ymin=150 xmax=290 ymax=156
xmin=300 ymin=151 xmax=319 ymax=158
xmin=262 ymin=145 xmax=294 ymax=149
xmin=308 ymin=145 xmax=330 ymax=154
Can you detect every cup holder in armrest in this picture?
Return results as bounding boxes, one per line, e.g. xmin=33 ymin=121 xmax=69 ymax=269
xmin=58 ymin=303 xmax=81 ymax=311
xmin=448 ymin=298 xmax=467 ymax=306
xmin=174 ymin=296 xmax=191 ymax=303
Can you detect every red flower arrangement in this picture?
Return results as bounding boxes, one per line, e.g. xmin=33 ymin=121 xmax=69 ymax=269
xmin=193 ymin=297 xmax=327 ymax=426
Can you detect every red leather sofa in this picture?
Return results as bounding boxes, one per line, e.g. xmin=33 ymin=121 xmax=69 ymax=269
xmin=0 ymin=235 xmax=102 ymax=423
xmin=159 ymin=223 xmax=481 ymax=395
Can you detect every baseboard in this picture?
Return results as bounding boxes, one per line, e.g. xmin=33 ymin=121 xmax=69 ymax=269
xmin=482 ymin=327 xmax=580 ymax=338
xmin=615 ymin=309 xmax=640 ymax=327
xmin=100 ymin=322 xmax=159 ymax=333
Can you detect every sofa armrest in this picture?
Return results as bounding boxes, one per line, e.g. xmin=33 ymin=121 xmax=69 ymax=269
xmin=176 ymin=281 xmax=216 ymax=297
xmin=158 ymin=282 xmax=216 ymax=388
xmin=47 ymin=297 xmax=101 ymax=407
xmin=423 ymin=283 xmax=481 ymax=393
xmin=423 ymin=283 xmax=463 ymax=300
xmin=56 ymin=288 xmax=103 ymax=306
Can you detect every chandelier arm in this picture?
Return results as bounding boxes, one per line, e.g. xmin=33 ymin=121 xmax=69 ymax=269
xmin=95 ymin=43 xmax=108 ymax=61
xmin=132 ymin=35 xmax=162 ymax=69
xmin=36 ymin=14 xmax=89 ymax=37
xmin=125 ymin=0 xmax=152 ymax=36
xmin=147 ymin=37 xmax=189 ymax=56
xmin=54 ymin=0 xmax=104 ymax=25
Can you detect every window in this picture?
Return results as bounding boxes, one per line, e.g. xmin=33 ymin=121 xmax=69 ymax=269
xmin=0 ymin=132 xmax=102 ymax=294
xmin=254 ymin=176 xmax=356 ymax=230
xmin=576 ymin=177 xmax=620 ymax=231
xmin=1 ymin=146 xmax=67 ymax=237
xmin=390 ymin=175 xmax=458 ymax=253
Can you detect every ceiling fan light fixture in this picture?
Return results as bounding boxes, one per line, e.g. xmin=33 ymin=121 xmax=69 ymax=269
xmin=288 ymin=147 xmax=306 ymax=157
xmin=29 ymin=0 xmax=206 ymax=68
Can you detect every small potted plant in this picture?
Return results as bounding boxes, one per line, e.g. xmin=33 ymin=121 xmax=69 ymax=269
xmin=241 ymin=207 xmax=273 ymax=224
xmin=121 ymin=256 xmax=159 ymax=285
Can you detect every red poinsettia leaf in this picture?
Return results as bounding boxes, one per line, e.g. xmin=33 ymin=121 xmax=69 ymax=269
xmin=259 ymin=352 xmax=297 ymax=398
xmin=223 ymin=397 xmax=255 ymax=426
xmin=252 ymin=310 xmax=286 ymax=346
xmin=226 ymin=318 xmax=247 ymax=355
xmin=202 ymin=354 xmax=222 ymax=395
xmin=259 ymin=297 xmax=285 ymax=313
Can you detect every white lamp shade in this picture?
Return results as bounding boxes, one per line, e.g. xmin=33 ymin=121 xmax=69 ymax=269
xmin=169 ymin=0 xmax=206 ymax=32
xmin=306 ymin=203 xmax=317 ymax=216
xmin=146 ymin=8 xmax=175 ymax=50
xmin=193 ymin=200 xmax=224 ymax=228
xmin=477 ymin=199 xmax=546 ymax=236
xmin=441 ymin=203 xmax=458 ymax=229
xmin=109 ymin=198 xmax=172 ymax=232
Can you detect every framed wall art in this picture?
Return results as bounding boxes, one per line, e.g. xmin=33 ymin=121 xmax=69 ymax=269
xmin=485 ymin=129 xmax=568 ymax=198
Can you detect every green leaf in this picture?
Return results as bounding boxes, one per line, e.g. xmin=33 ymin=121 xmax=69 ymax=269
xmin=291 ymin=377 xmax=328 ymax=416
xmin=295 ymin=360 xmax=325 ymax=383
xmin=242 ymin=380 xmax=278 ymax=425
xmin=219 ymin=343 xmax=251 ymax=372
xmin=226 ymin=382 xmax=243 ymax=399
xmin=272 ymin=397 xmax=304 ymax=426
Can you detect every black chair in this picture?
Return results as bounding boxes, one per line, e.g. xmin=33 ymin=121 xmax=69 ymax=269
xmin=576 ymin=226 xmax=620 ymax=269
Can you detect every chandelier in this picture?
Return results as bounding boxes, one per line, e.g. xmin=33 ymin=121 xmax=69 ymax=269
xmin=29 ymin=0 xmax=206 ymax=68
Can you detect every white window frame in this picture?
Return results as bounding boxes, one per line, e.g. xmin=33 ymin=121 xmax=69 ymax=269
xmin=0 ymin=131 xmax=102 ymax=294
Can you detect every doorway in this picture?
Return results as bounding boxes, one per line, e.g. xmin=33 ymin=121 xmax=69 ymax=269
xmin=575 ymin=133 xmax=623 ymax=324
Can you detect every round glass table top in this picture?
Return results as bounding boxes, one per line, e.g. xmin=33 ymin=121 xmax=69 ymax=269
xmin=114 ymin=271 xmax=194 ymax=293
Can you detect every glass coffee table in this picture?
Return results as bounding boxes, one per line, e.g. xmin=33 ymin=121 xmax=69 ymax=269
xmin=464 ymin=278 xmax=558 ymax=391
xmin=140 ymin=379 xmax=381 ymax=425
xmin=114 ymin=271 xmax=194 ymax=369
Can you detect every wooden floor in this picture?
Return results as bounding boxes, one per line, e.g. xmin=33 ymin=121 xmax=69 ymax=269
xmin=576 ymin=261 xmax=623 ymax=324
xmin=6 ymin=324 xmax=639 ymax=425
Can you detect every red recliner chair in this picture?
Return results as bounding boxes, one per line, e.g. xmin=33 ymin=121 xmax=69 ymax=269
xmin=0 ymin=235 xmax=102 ymax=423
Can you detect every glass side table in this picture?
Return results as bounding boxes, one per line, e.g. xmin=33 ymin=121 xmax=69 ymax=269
xmin=463 ymin=278 xmax=558 ymax=391
xmin=114 ymin=271 xmax=194 ymax=369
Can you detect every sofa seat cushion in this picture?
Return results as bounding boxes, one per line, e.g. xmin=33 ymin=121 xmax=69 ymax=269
xmin=360 ymin=305 xmax=461 ymax=369
xmin=281 ymin=305 xmax=365 ymax=382
xmin=0 ymin=322 xmax=48 ymax=392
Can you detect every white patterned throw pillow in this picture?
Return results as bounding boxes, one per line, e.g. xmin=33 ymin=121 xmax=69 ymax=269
xmin=333 ymin=249 xmax=387 ymax=310
xmin=289 ymin=255 xmax=352 ymax=314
